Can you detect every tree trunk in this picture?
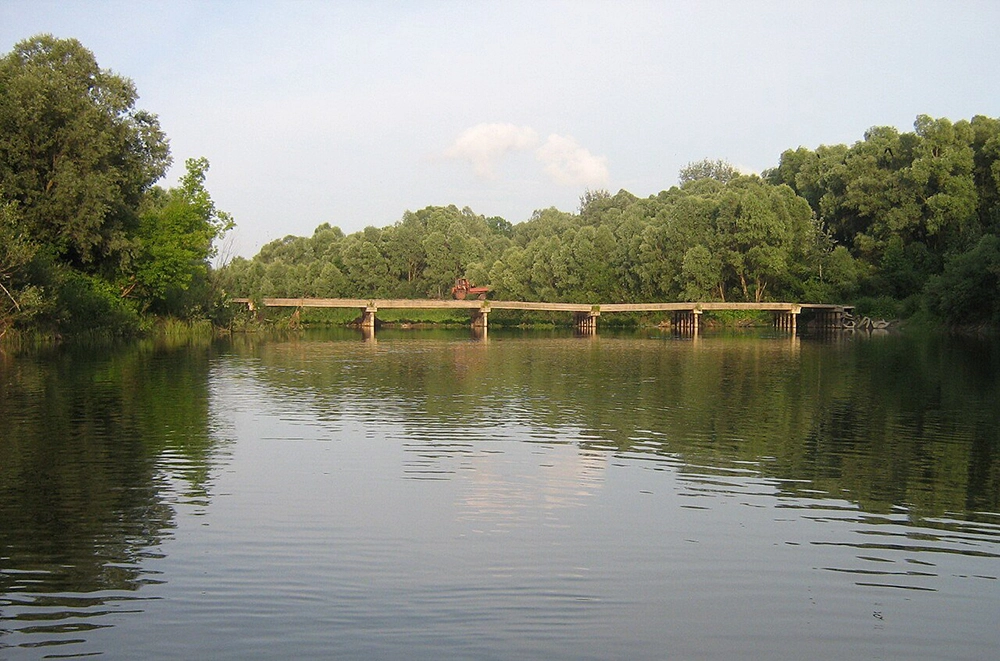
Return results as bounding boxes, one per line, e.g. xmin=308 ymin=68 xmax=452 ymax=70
xmin=755 ymin=280 xmax=767 ymax=303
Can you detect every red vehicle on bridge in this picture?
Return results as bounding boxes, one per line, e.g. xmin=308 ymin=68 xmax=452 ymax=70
xmin=451 ymin=278 xmax=491 ymax=300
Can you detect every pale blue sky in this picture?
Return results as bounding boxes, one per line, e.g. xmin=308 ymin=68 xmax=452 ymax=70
xmin=3 ymin=0 xmax=998 ymax=258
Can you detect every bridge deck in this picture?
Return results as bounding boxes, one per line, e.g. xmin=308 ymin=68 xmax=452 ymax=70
xmin=230 ymin=297 xmax=853 ymax=333
xmin=233 ymin=297 xmax=851 ymax=314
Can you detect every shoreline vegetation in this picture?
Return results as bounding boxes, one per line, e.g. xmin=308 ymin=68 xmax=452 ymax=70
xmin=7 ymin=305 xmax=993 ymax=358
xmin=2 ymin=35 xmax=999 ymax=349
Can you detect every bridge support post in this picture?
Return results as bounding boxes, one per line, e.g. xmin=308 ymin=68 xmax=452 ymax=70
xmin=773 ymin=310 xmax=800 ymax=333
xmin=471 ymin=308 xmax=489 ymax=330
xmin=772 ymin=307 xmax=800 ymax=333
xmin=815 ymin=309 xmax=826 ymax=329
xmin=361 ymin=305 xmax=377 ymax=330
xmin=574 ymin=310 xmax=599 ymax=333
xmin=672 ymin=309 xmax=700 ymax=334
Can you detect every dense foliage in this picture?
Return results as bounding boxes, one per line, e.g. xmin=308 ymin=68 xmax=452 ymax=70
xmin=220 ymin=182 xmax=831 ymax=306
xmin=767 ymin=115 xmax=1000 ymax=323
xmin=0 ymin=35 xmax=231 ymax=337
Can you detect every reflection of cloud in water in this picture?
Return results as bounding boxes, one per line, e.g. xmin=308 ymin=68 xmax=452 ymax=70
xmin=398 ymin=420 xmax=609 ymax=528
xmin=455 ymin=441 xmax=607 ymax=528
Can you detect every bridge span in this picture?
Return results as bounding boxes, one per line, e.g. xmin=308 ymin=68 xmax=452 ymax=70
xmin=232 ymin=297 xmax=854 ymax=334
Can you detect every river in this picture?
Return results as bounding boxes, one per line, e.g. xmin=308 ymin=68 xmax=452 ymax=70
xmin=1 ymin=328 xmax=998 ymax=659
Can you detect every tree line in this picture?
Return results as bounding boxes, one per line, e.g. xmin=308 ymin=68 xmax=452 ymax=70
xmin=3 ymin=34 xmax=999 ymax=338
xmin=220 ymin=115 xmax=1000 ymax=326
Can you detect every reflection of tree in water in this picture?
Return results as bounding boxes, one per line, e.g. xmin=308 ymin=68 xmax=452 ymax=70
xmin=242 ymin=331 xmax=1000 ymax=519
xmin=0 ymin=340 xmax=220 ymax=651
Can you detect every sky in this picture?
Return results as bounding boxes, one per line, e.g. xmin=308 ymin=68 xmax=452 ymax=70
xmin=2 ymin=0 xmax=999 ymax=260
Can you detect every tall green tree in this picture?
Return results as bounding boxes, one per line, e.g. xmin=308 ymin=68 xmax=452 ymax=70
xmin=970 ymin=115 xmax=1000 ymax=234
xmin=0 ymin=202 xmax=44 ymax=334
xmin=0 ymin=35 xmax=170 ymax=270
xmin=680 ymin=244 xmax=723 ymax=301
xmin=924 ymin=234 xmax=1000 ymax=325
xmin=125 ymin=157 xmax=234 ymax=313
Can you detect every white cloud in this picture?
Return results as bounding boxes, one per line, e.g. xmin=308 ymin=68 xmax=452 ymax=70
xmin=445 ymin=123 xmax=539 ymax=178
xmin=446 ymin=124 xmax=610 ymax=189
xmin=535 ymin=134 xmax=609 ymax=187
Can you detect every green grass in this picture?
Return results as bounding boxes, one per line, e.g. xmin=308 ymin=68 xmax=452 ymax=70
xmin=366 ymin=308 xmax=473 ymax=325
xmin=699 ymin=310 xmax=772 ymax=328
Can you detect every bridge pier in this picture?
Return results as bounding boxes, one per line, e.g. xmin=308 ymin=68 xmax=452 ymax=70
xmin=672 ymin=309 xmax=701 ymax=333
xmin=773 ymin=310 xmax=799 ymax=333
xmin=817 ymin=308 xmax=839 ymax=329
xmin=804 ymin=305 xmax=854 ymax=331
xmin=360 ymin=304 xmax=377 ymax=330
xmin=771 ymin=305 xmax=801 ymax=333
xmin=471 ymin=308 xmax=489 ymax=330
xmin=573 ymin=310 xmax=599 ymax=333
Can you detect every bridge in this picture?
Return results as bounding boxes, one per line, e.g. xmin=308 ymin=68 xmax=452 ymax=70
xmin=232 ymin=298 xmax=854 ymax=335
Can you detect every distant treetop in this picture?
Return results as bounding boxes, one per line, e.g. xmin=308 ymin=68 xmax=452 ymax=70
xmin=678 ymin=158 xmax=741 ymax=185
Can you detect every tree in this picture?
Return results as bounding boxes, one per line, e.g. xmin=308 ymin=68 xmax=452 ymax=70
xmin=679 ymin=159 xmax=740 ymax=186
xmin=340 ymin=234 xmax=390 ymax=296
xmin=680 ymin=244 xmax=723 ymax=301
xmin=765 ymin=144 xmax=850 ymax=219
xmin=0 ymin=35 xmax=170 ymax=270
xmin=486 ymin=215 xmax=514 ymax=237
xmin=925 ymin=234 xmax=1000 ymax=325
xmin=713 ymin=181 xmax=789 ymax=302
xmin=126 ymin=158 xmax=234 ymax=313
xmin=0 ymin=203 xmax=45 ymax=333
xmin=578 ymin=187 xmax=611 ymax=214
xmin=421 ymin=230 xmax=461 ymax=296
xmin=970 ymin=115 xmax=1000 ymax=234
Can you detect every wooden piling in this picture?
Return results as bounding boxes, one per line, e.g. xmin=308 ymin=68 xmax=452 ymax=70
xmin=672 ymin=309 xmax=700 ymax=334
xmin=573 ymin=311 xmax=599 ymax=333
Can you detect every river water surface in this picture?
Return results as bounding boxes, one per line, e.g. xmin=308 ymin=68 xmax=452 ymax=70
xmin=1 ymin=329 xmax=998 ymax=659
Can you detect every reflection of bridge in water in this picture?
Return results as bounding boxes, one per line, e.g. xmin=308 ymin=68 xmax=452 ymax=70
xmin=233 ymin=298 xmax=855 ymax=335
